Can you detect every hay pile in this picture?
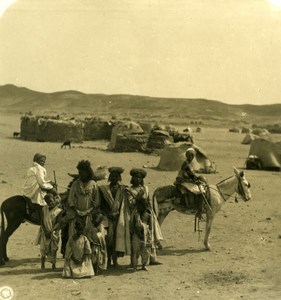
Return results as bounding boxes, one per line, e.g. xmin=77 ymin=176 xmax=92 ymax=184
xmin=83 ymin=118 xmax=114 ymax=140
xmin=20 ymin=116 xmax=83 ymax=142
xmin=114 ymin=133 xmax=149 ymax=152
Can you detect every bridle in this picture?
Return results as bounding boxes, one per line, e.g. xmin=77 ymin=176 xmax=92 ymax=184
xmin=235 ymin=174 xmax=251 ymax=202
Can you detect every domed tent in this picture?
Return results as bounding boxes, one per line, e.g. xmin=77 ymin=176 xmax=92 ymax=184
xmin=241 ymin=133 xmax=259 ymax=145
xmin=157 ymin=142 xmax=214 ymax=172
xmin=108 ymin=121 xmax=144 ymax=150
xmin=248 ymin=138 xmax=281 ymax=171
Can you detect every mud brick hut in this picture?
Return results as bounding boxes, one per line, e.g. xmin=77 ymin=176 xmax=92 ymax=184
xmin=20 ymin=115 xmax=83 ymax=142
xmin=108 ymin=121 xmax=144 ymax=150
xmin=114 ymin=133 xmax=149 ymax=152
xmin=139 ymin=121 xmax=154 ymax=134
xmin=83 ymin=117 xmax=114 ymax=140
xmin=147 ymin=130 xmax=173 ymax=150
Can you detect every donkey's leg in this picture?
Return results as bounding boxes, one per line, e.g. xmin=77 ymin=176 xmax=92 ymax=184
xmin=204 ymin=213 xmax=214 ymax=251
xmin=2 ymin=219 xmax=22 ymax=262
xmin=156 ymin=209 xmax=171 ymax=250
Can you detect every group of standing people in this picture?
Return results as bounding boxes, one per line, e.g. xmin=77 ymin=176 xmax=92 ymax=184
xmin=22 ymin=153 xmax=163 ymax=278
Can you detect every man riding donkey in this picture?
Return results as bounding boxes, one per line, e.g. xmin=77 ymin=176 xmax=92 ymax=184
xmin=174 ymin=147 xmax=209 ymax=221
xmin=23 ymin=153 xmax=59 ymax=222
xmin=97 ymin=167 xmax=127 ymax=268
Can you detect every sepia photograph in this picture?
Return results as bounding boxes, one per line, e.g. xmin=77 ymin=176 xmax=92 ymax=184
xmin=0 ymin=1 xmax=281 ymax=299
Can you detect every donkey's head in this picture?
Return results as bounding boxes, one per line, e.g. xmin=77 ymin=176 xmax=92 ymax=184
xmin=233 ymin=167 xmax=251 ymax=201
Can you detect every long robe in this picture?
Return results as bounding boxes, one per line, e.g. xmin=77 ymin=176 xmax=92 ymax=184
xmin=35 ymin=205 xmax=62 ymax=263
xmin=23 ymin=162 xmax=53 ymax=206
xmin=62 ymin=235 xmax=94 ymax=278
xmin=86 ymin=223 xmax=108 ymax=270
xmin=114 ymin=185 xmax=163 ymax=260
xmin=67 ymin=179 xmax=99 ymax=238
xmin=175 ymin=160 xmax=202 ymax=194
xmin=98 ymin=184 xmax=126 ymax=252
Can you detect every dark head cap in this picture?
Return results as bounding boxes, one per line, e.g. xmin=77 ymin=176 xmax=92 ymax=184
xmin=130 ymin=168 xmax=147 ymax=178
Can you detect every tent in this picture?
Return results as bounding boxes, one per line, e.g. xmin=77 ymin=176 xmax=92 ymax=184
xmin=107 ymin=121 xmax=144 ymax=150
xmin=241 ymin=133 xmax=259 ymax=145
xmin=157 ymin=142 xmax=214 ymax=172
xmin=248 ymin=138 xmax=281 ymax=171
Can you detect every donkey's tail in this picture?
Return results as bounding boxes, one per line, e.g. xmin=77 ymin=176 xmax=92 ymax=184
xmin=152 ymin=192 xmax=160 ymax=217
xmin=0 ymin=203 xmax=6 ymax=237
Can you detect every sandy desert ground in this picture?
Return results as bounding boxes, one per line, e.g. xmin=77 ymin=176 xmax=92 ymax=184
xmin=0 ymin=113 xmax=281 ymax=300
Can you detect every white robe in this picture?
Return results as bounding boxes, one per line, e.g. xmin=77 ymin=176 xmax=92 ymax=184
xmin=23 ymin=162 xmax=53 ymax=206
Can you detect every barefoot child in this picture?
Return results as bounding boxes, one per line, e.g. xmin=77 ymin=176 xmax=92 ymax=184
xmin=131 ymin=197 xmax=152 ymax=271
xmin=62 ymin=220 xmax=94 ymax=278
xmin=35 ymin=193 xmax=62 ymax=270
xmin=86 ymin=211 xmax=108 ymax=275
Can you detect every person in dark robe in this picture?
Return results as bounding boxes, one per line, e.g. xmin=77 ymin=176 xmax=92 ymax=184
xmin=97 ymin=167 xmax=127 ymax=267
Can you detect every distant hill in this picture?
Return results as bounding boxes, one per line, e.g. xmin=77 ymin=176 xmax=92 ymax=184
xmin=0 ymin=84 xmax=280 ymax=126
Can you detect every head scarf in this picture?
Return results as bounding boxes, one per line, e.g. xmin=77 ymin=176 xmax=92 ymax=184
xmin=186 ymin=148 xmax=196 ymax=154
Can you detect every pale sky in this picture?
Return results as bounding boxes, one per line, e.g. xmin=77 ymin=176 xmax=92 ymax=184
xmin=0 ymin=0 xmax=281 ymax=104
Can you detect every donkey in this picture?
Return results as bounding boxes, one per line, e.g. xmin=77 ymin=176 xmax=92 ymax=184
xmin=152 ymin=167 xmax=251 ymax=251
xmin=0 ymin=167 xmax=107 ymax=266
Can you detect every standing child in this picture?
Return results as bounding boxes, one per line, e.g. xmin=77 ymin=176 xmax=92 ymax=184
xmin=35 ymin=193 xmax=62 ymax=271
xmin=62 ymin=220 xmax=94 ymax=278
xmin=86 ymin=211 xmax=108 ymax=275
xmin=131 ymin=197 xmax=152 ymax=271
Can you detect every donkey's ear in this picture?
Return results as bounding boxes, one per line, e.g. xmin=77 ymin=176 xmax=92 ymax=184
xmin=233 ymin=167 xmax=240 ymax=176
xmin=240 ymin=171 xmax=244 ymax=177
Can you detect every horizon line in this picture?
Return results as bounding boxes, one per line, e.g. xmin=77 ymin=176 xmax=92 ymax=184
xmin=1 ymin=83 xmax=280 ymax=107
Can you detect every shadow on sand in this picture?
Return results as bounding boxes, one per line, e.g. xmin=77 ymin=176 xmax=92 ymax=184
xmin=158 ymin=246 xmax=207 ymax=256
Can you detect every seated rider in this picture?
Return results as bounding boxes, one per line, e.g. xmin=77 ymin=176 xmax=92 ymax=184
xmin=174 ymin=148 xmax=207 ymax=217
xmin=23 ymin=153 xmax=58 ymax=221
